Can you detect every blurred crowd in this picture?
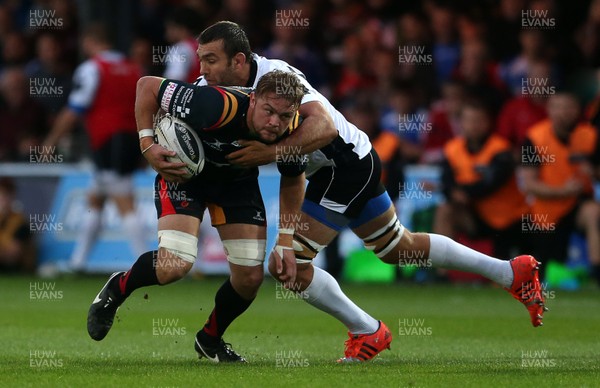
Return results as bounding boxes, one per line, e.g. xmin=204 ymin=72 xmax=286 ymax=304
xmin=1 ymin=0 xmax=600 ymax=280
xmin=0 ymin=0 xmax=598 ymax=158
xmin=0 ymin=0 xmax=596 ymax=161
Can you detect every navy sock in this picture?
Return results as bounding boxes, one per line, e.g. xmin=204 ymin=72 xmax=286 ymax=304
xmin=111 ymin=250 xmax=160 ymax=299
xmin=199 ymin=278 xmax=253 ymax=344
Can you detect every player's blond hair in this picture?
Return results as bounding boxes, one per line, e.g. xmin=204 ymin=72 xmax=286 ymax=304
xmin=255 ymin=70 xmax=306 ymax=108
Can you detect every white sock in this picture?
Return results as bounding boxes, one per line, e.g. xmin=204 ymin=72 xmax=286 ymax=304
xmin=428 ymin=234 xmax=513 ymax=288
xmin=70 ymin=208 xmax=102 ymax=270
xmin=122 ymin=211 xmax=147 ymax=258
xmin=302 ymin=266 xmax=379 ymax=334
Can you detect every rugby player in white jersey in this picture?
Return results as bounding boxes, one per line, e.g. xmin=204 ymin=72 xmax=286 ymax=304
xmin=149 ymin=21 xmax=547 ymax=363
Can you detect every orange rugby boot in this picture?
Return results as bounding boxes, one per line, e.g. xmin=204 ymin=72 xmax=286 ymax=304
xmin=337 ymin=321 xmax=392 ymax=363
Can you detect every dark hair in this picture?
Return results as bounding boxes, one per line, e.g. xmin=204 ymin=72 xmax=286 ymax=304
xmin=255 ymin=70 xmax=306 ymax=108
xmin=198 ymin=21 xmax=252 ymax=60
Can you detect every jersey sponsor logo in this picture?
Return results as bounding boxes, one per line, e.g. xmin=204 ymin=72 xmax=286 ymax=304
xmin=171 ymin=88 xmax=195 ymax=117
xmin=161 ymin=82 xmax=177 ymax=111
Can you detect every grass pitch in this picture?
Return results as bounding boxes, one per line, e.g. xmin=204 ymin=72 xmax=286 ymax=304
xmin=1 ymin=275 xmax=599 ymax=387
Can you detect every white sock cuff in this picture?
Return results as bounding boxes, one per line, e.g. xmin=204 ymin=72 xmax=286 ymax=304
xmin=304 ymin=266 xmax=329 ymax=301
xmin=428 ymin=234 xmax=449 ymax=267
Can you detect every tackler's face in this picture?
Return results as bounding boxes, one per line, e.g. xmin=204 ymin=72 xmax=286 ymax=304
xmin=197 ymin=40 xmax=239 ymax=86
xmin=247 ymin=92 xmax=297 ymax=144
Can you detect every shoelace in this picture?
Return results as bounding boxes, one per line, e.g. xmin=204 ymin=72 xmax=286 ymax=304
xmin=343 ymin=334 xmax=364 ymax=358
xmin=220 ymin=342 xmax=239 ymax=357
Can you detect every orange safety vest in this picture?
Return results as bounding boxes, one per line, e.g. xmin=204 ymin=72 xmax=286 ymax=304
xmin=444 ymin=134 xmax=529 ymax=230
xmin=526 ymin=119 xmax=597 ymax=224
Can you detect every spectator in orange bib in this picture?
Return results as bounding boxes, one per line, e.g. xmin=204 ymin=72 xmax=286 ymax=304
xmin=434 ymin=99 xmax=530 ymax=260
xmin=520 ymin=93 xmax=600 ymax=285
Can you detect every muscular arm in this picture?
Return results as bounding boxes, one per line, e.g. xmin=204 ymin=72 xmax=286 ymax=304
xmin=278 ymin=174 xmax=306 ymax=231
xmin=135 ymin=76 xmax=162 ymax=144
xmin=135 ymin=76 xmax=187 ymax=181
xmin=283 ymin=101 xmax=337 ymax=153
xmin=272 ymin=173 xmax=306 ymax=284
xmin=227 ymin=101 xmax=337 ymax=167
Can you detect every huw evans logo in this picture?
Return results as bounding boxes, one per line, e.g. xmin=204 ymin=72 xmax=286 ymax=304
xmin=152 ymin=46 xmax=187 ymax=64
xmin=521 ymin=9 xmax=555 ymax=29
xmin=398 ymin=318 xmax=432 ymax=336
xmin=275 ymin=9 xmax=309 ymax=29
xmin=152 ymin=318 xmax=187 ymax=336
xmin=398 ymin=46 xmax=432 ymax=65
xmin=30 ymin=78 xmax=63 ymax=97
xmin=521 ymin=349 xmax=556 ymax=367
xmin=30 ymin=282 xmax=63 ymax=300
xmin=29 ymin=9 xmax=63 ymax=29
xmin=30 ymin=350 xmax=63 ymax=368
xmin=521 ymin=77 xmax=555 ymax=97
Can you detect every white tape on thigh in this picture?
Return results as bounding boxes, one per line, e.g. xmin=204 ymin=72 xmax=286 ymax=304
xmin=158 ymin=230 xmax=198 ymax=263
xmin=222 ymin=239 xmax=266 ymax=267
xmin=292 ymin=233 xmax=326 ymax=264
xmin=363 ymin=215 xmax=405 ymax=258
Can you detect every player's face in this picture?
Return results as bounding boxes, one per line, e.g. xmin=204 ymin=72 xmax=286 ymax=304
xmin=248 ymin=92 xmax=297 ymax=143
xmin=197 ymin=40 xmax=238 ymax=86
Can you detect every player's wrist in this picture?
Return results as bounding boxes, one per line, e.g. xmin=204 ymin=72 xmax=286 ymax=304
xmin=138 ymin=128 xmax=155 ymax=139
xmin=269 ymin=144 xmax=278 ymax=163
xmin=139 ymin=136 xmax=155 ymax=153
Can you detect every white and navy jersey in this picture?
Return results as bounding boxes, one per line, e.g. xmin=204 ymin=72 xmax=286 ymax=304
xmin=195 ymin=54 xmax=372 ymax=177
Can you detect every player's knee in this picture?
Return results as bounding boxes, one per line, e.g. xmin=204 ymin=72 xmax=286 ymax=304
xmin=155 ymin=248 xmax=193 ymax=284
xmin=294 ymin=263 xmax=313 ymax=286
xmin=156 ymin=230 xmax=198 ymax=284
xmin=232 ymin=266 xmax=264 ymax=294
xmin=245 ymin=269 xmax=264 ymax=290
xmin=155 ymin=263 xmax=191 ymax=284
xmin=267 ymin=258 xmax=278 ymax=279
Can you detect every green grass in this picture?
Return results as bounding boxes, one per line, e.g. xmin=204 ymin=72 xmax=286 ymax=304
xmin=1 ymin=275 xmax=598 ymax=387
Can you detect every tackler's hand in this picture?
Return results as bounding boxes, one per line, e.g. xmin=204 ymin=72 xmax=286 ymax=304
xmin=226 ymin=140 xmax=276 ymax=168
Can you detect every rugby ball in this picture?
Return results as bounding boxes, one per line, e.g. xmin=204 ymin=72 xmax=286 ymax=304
xmin=155 ymin=114 xmax=205 ymax=179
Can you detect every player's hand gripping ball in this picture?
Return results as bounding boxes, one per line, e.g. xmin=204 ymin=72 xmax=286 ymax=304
xmin=155 ymin=114 xmax=205 ymax=179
